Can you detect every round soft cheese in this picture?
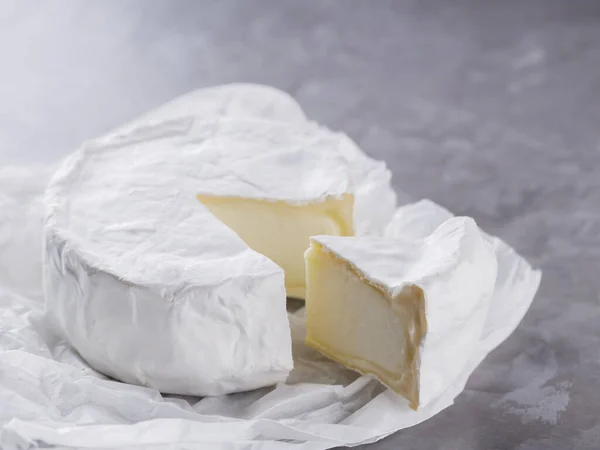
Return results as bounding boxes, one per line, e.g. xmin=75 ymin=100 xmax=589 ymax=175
xmin=43 ymin=84 xmax=397 ymax=396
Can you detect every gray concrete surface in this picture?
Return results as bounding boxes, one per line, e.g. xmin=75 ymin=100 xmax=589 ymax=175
xmin=1 ymin=1 xmax=599 ymax=448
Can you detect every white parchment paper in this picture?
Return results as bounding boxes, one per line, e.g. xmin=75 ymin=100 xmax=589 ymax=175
xmin=0 ymin=164 xmax=541 ymax=449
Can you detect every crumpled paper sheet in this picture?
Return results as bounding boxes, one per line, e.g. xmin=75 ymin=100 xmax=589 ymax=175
xmin=0 ymin=164 xmax=541 ymax=450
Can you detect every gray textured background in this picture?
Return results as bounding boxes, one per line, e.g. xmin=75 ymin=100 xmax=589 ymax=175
xmin=1 ymin=1 xmax=599 ymax=449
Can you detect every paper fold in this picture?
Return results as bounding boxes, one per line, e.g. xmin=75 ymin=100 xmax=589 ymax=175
xmin=0 ymin=166 xmax=541 ymax=449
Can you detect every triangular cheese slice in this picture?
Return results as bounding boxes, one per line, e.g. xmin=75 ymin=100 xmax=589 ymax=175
xmin=305 ymin=217 xmax=497 ymax=409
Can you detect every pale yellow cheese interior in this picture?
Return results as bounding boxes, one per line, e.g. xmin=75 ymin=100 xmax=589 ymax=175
xmin=304 ymin=241 xmax=426 ymax=409
xmin=197 ymin=195 xmax=354 ymax=298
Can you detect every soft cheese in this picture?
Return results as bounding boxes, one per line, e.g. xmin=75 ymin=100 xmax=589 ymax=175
xmin=305 ymin=217 xmax=497 ymax=409
xmin=43 ymin=84 xmax=397 ymax=395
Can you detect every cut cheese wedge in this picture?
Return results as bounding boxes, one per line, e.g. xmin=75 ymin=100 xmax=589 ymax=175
xmin=305 ymin=216 xmax=497 ymax=409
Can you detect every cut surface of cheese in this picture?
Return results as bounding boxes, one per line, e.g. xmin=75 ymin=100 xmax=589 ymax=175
xmin=43 ymin=84 xmax=397 ymax=396
xmin=305 ymin=217 xmax=497 ymax=409
xmin=198 ymin=195 xmax=354 ymax=298
xmin=305 ymin=245 xmax=424 ymax=406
